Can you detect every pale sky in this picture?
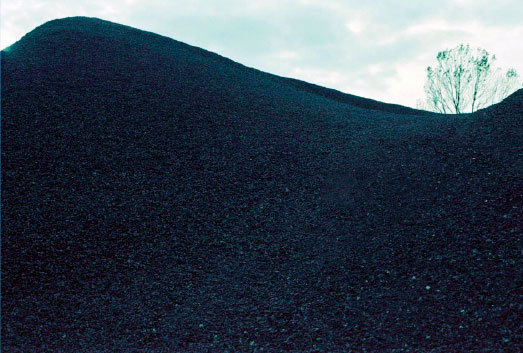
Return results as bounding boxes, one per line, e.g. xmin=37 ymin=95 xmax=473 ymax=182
xmin=2 ymin=0 xmax=522 ymax=107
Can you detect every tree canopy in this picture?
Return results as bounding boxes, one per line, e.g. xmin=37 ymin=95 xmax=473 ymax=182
xmin=421 ymin=44 xmax=521 ymax=114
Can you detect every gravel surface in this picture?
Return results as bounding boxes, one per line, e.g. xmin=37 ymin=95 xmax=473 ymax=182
xmin=1 ymin=17 xmax=522 ymax=352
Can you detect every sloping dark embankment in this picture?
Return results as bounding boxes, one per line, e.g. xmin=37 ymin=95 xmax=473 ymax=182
xmin=2 ymin=17 xmax=522 ymax=352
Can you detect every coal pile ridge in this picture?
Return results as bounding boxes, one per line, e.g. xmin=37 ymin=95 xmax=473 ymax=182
xmin=2 ymin=17 xmax=522 ymax=352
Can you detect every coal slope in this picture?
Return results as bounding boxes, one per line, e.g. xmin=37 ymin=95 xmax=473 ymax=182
xmin=2 ymin=17 xmax=522 ymax=352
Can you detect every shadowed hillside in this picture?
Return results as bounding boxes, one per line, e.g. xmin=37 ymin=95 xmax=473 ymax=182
xmin=2 ymin=17 xmax=521 ymax=352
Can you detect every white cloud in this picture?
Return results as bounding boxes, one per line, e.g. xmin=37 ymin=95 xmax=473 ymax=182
xmin=272 ymin=50 xmax=299 ymax=60
xmin=345 ymin=20 xmax=365 ymax=34
xmin=367 ymin=64 xmax=384 ymax=76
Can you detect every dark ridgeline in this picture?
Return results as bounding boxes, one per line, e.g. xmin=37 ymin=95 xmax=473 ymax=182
xmin=1 ymin=17 xmax=521 ymax=352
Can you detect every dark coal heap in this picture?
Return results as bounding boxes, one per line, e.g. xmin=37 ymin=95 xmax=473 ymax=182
xmin=2 ymin=17 xmax=521 ymax=352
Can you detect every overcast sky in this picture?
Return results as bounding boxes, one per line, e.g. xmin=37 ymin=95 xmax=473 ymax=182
xmin=2 ymin=0 xmax=522 ymax=107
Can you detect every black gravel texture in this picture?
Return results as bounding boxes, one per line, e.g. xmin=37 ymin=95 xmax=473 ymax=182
xmin=1 ymin=17 xmax=522 ymax=352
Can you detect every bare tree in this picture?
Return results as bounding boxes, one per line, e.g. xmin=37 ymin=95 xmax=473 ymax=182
xmin=422 ymin=44 xmax=521 ymax=114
